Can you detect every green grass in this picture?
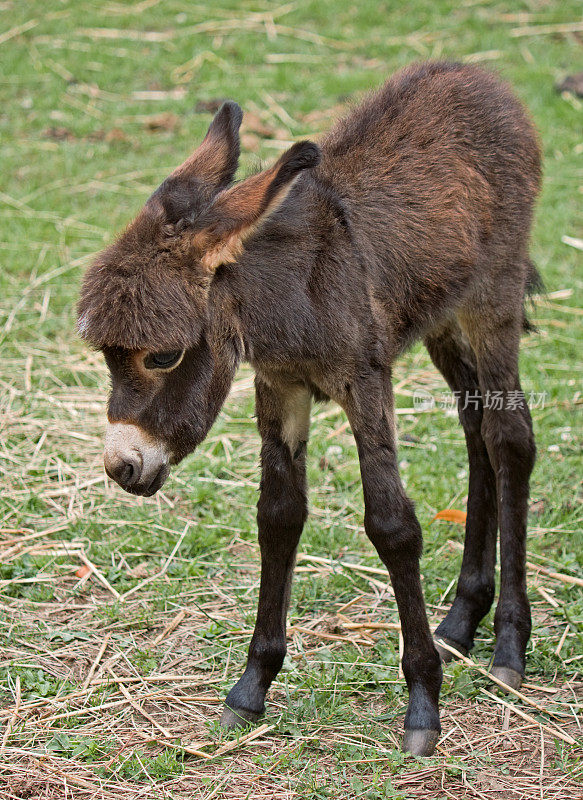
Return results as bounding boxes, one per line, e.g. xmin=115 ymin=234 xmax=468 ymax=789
xmin=0 ymin=1 xmax=582 ymax=798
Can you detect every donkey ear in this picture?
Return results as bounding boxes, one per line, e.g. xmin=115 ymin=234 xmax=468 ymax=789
xmin=194 ymin=140 xmax=321 ymax=272
xmin=169 ymin=101 xmax=243 ymax=190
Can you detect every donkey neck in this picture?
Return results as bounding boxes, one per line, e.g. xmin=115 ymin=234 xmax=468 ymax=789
xmin=210 ymin=172 xmax=350 ymax=373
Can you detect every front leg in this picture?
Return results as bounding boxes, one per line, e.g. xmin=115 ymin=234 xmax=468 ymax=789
xmin=221 ymin=379 xmax=311 ymax=728
xmin=343 ymin=376 xmax=442 ymax=756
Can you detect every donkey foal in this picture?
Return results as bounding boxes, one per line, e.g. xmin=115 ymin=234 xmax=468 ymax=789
xmin=78 ymin=62 xmax=541 ymax=756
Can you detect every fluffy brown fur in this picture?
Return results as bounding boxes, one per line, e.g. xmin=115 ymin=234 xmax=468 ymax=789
xmin=77 ymin=207 xmax=210 ymax=350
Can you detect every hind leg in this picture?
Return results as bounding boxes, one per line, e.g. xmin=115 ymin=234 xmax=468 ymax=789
xmin=424 ymin=322 xmax=497 ymax=658
xmin=460 ymin=309 xmax=535 ymax=688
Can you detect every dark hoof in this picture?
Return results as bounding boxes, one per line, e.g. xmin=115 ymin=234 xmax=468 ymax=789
xmin=220 ymin=705 xmax=262 ymax=730
xmin=434 ymin=637 xmax=468 ymax=663
xmin=402 ymin=729 xmax=439 ymax=756
xmin=490 ymin=666 xmax=523 ymax=691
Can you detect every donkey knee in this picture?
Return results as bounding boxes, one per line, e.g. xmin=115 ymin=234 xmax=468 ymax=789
xmin=364 ymin=501 xmax=423 ymax=562
xmin=257 ymin=437 xmax=308 ymax=537
xmin=257 ymin=485 xmax=307 ymax=537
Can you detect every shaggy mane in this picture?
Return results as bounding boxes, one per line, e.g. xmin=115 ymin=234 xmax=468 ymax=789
xmin=77 ymin=213 xmax=206 ymax=351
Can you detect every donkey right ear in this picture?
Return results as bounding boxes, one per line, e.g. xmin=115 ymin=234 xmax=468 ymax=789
xmin=192 ymin=140 xmax=321 ymax=272
xmin=169 ymin=101 xmax=243 ymax=191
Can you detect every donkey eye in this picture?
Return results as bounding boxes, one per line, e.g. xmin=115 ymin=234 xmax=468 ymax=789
xmin=144 ymin=350 xmax=184 ymax=370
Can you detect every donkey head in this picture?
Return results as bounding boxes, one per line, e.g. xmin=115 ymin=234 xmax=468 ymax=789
xmin=77 ymin=102 xmax=320 ymax=496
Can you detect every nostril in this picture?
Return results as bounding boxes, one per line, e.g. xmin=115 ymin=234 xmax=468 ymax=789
xmin=120 ymin=460 xmax=133 ymax=486
xmin=119 ymin=456 xmax=141 ymax=488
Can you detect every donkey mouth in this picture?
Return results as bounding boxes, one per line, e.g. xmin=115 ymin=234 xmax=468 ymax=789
xmin=104 ymin=460 xmax=170 ymax=497
xmin=126 ymin=463 xmax=171 ymax=497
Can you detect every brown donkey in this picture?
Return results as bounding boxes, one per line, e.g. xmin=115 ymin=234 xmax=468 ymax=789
xmin=78 ymin=62 xmax=541 ymax=756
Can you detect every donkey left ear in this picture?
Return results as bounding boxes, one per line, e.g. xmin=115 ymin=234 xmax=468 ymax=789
xmin=193 ymin=140 xmax=321 ymax=272
xmin=146 ymin=102 xmax=244 ymax=227
xmin=171 ymin=101 xmax=243 ymax=190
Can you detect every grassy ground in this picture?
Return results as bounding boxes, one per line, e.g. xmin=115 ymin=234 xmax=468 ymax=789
xmin=1 ymin=1 xmax=582 ymax=798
